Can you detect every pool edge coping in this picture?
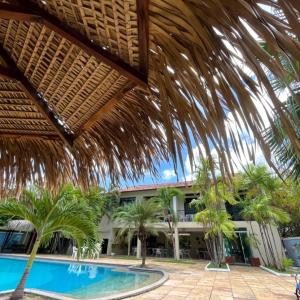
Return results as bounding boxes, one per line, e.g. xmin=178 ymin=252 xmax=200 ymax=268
xmin=0 ymin=254 xmax=169 ymax=300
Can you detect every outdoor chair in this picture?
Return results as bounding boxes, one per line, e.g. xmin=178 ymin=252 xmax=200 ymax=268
xmin=71 ymin=246 xmax=78 ymax=259
xmin=132 ymin=247 xmax=137 ymax=256
xmin=155 ymin=248 xmax=162 ymax=257
xmin=92 ymin=243 xmax=102 ymax=259
xmin=180 ymin=249 xmax=191 ymax=259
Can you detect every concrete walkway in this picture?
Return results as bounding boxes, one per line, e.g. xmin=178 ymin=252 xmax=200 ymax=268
xmin=107 ymin=258 xmax=295 ymax=300
xmin=7 ymin=255 xmax=297 ymax=300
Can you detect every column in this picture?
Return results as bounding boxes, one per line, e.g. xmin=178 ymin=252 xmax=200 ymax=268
xmin=173 ymin=196 xmax=180 ymax=260
xmin=137 ymin=238 xmax=141 ymax=258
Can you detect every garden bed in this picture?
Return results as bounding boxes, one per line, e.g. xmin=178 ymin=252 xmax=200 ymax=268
xmin=205 ymin=262 xmax=230 ymax=272
xmin=260 ymin=265 xmax=296 ymax=277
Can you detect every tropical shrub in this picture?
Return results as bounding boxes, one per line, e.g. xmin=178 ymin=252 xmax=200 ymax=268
xmin=281 ymin=257 xmax=294 ymax=272
xmin=192 ymin=158 xmax=237 ymax=267
xmin=239 ymin=165 xmax=290 ymax=269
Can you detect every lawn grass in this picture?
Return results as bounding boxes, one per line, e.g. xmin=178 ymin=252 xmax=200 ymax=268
xmin=109 ymin=255 xmax=140 ymax=260
xmin=153 ymin=258 xmax=195 ymax=264
xmin=108 ymin=255 xmax=195 ymax=264
xmin=207 ymin=262 xmax=228 ymax=269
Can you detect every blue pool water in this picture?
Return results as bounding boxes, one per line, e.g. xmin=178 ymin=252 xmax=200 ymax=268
xmin=0 ymin=256 xmax=158 ymax=299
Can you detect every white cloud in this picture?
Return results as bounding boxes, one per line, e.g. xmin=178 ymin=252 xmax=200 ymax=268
xmin=184 ymin=139 xmax=266 ymax=181
xmin=162 ymin=169 xmax=176 ymax=180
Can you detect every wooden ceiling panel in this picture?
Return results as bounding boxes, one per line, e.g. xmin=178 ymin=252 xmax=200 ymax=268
xmin=32 ymin=0 xmax=140 ymax=68
xmin=0 ymin=19 xmax=134 ymax=132
xmin=0 ymin=77 xmax=58 ymax=136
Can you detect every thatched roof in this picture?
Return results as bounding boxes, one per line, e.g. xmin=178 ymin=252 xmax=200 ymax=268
xmin=0 ymin=0 xmax=299 ymax=191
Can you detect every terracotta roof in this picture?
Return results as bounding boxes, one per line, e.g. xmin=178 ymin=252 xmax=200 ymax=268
xmin=120 ymin=181 xmax=193 ymax=192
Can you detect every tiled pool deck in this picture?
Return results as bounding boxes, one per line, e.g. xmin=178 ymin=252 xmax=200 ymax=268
xmin=9 ymin=255 xmax=297 ymax=300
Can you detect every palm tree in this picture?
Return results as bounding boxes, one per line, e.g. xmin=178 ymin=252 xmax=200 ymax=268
xmin=265 ymin=96 xmax=300 ymax=179
xmin=262 ymin=38 xmax=300 ymax=179
xmin=0 ymin=185 xmax=98 ymax=300
xmin=241 ymin=195 xmax=290 ymax=268
xmin=151 ymin=187 xmax=184 ymax=259
xmin=271 ymin=180 xmax=300 ymax=238
xmin=113 ymin=199 xmax=164 ymax=267
xmin=49 ymin=185 xmax=108 ymax=254
xmin=194 ymin=205 xmax=236 ymax=266
xmin=192 ymin=158 xmax=237 ymax=267
xmin=240 ymin=165 xmax=290 ymax=269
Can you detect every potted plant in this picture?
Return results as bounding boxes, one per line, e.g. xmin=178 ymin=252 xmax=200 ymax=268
xmin=225 ymin=256 xmax=234 ymax=264
xmin=250 ymin=257 xmax=260 ymax=267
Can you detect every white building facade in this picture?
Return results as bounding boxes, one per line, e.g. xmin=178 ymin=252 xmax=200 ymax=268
xmin=99 ymin=182 xmax=283 ymax=265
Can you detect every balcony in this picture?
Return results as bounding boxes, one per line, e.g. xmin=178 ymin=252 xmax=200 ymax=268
xmin=177 ymin=210 xmax=195 ymax=222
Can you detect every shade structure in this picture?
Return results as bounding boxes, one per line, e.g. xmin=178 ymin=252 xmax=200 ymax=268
xmin=0 ymin=0 xmax=299 ymax=192
xmin=7 ymin=220 xmax=34 ymax=232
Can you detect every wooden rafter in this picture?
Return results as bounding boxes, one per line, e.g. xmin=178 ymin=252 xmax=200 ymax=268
xmin=0 ymin=65 xmax=20 ymax=81
xmin=0 ymin=1 xmax=148 ymax=89
xmin=137 ymin=0 xmax=149 ymax=76
xmin=76 ymin=82 xmax=135 ymax=137
xmin=0 ymin=132 xmax=60 ymax=139
xmin=0 ymin=47 xmax=74 ymax=147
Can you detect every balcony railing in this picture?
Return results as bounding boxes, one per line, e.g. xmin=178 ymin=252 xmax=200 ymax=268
xmin=160 ymin=210 xmax=196 ymax=222
xmin=177 ymin=210 xmax=195 ymax=222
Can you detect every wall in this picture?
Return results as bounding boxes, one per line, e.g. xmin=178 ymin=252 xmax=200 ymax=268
xmin=234 ymin=221 xmax=284 ymax=265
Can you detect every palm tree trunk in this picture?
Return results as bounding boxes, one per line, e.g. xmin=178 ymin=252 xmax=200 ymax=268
xmin=215 ymin=234 xmax=223 ymax=267
xmin=268 ymin=224 xmax=282 ymax=269
xmin=141 ymin=237 xmax=147 ymax=267
xmin=249 ymin=221 xmax=267 ymax=265
xmin=127 ymin=231 xmax=132 ymax=256
xmin=10 ymin=238 xmax=41 ymax=300
xmin=26 ymin=230 xmax=37 ymax=254
xmin=211 ymin=236 xmax=218 ymax=265
xmin=166 ymin=218 xmax=176 ymax=259
xmin=205 ymin=239 xmax=213 ymax=261
xmin=259 ymin=224 xmax=271 ymax=265
xmin=262 ymin=224 xmax=276 ymax=267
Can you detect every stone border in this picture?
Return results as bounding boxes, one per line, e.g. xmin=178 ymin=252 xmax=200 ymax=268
xmin=205 ymin=262 xmax=230 ymax=272
xmin=0 ymin=255 xmax=169 ymax=300
xmin=260 ymin=265 xmax=295 ymax=277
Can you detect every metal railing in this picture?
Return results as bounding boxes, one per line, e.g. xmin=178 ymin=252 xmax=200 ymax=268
xmin=177 ymin=210 xmax=196 ymax=222
xmin=160 ymin=210 xmax=196 ymax=222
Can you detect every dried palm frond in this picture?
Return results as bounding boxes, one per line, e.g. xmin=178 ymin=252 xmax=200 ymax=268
xmin=1 ymin=0 xmax=300 ymax=192
xmin=147 ymin=0 xmax=300 ymax=178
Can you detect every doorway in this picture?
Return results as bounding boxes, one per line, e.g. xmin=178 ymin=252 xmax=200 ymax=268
xmin=225 ymin=229 xmax=251 ymax=264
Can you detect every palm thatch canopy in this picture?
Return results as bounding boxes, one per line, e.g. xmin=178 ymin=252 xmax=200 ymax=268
xmin=0 ymin=0 xmax=299 ymax=191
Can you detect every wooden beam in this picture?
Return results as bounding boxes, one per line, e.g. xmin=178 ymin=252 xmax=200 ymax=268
xmin=137 ymin=0 xmax=149 ymax=76
xmin=0 ymin=65 xmax=20 ymax=81
xmin=0 ymin=131 xmax=60 ymax=140
xmin=0 ymin=2 xmax=41 ymax=22
xmin=0 ymin=116 xmax=45 ymax=121
xmin=0 ymin=1 xmax=148 ymax=89
xmin=76 ymin=82 xmax=135 ymax=136
xmin=0 ymin=47 xmax=75 ymax=147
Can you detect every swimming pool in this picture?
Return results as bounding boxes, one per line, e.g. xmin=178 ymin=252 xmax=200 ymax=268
xmin=0 ymin=256 xmax=165 ymax=299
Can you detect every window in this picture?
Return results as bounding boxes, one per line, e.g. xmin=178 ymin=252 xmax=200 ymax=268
xmin=225 ymin=191 xmax=245 ymax=221
xmin=184 ymin=193 xmax=198 ymax=215
xmin=120 ymin=197 xmax=135 ymax=206
xmin=143 ymin=196 xmax=154 ymax=200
